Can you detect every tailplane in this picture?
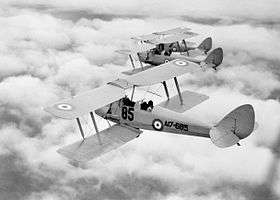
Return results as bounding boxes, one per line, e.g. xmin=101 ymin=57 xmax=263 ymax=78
xmin=209 ymin=104 xmax=255 ymax=148
xmin=184 ymin=47 xmax=223 ymax=70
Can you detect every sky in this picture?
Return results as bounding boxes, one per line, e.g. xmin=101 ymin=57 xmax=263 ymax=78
xmin=0 ymin=0 xmax=280 ymax=200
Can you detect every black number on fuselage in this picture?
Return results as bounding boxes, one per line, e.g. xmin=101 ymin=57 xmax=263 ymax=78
xmin=122 ymin=106 xmax=127 ymax=119
xmin=122 ymin=106 xmax=134 ymax=121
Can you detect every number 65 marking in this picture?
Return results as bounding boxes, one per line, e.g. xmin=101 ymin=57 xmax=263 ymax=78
xmin=121 ymin=106 xmax=134 ymax=121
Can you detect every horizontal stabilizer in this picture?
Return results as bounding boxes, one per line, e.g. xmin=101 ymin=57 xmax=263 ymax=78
xmin=183 ymin=47 xmax=223 ymax=70
xmin=44 ymin=85 xmax=125 ymax=119
xmin=125 ymin=59 xmax=201 ymax=86
xmin=159 ymin=90 xmax=209 ymax=113
xmin=57 ymin=125 xmax=141 ymax=163
xmin=210 ymin=104 xmax=255 ymax=148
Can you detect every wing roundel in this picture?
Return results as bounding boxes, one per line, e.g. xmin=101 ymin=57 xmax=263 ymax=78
xmin=125 ymin=58 xmax=201 ymax=86
xmin=44 ymin=85 xmax=125 ymax=120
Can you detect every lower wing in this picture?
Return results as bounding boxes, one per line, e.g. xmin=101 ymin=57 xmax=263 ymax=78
xmin=57 ymin=125 xmax=142 ymax=163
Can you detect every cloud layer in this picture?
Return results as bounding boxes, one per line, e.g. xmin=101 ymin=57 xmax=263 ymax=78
xmin=0 ymin=1 xmax=279 ymax=200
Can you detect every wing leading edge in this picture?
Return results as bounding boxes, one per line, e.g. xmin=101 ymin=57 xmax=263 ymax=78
xmin=44 ymin=84 xmax=125 ymax=120
xmin=125 ymin=58 xmax=201 ymax=86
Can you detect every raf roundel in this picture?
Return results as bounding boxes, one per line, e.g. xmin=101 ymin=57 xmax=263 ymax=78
xmin=174 ymin=60 xmax=188 ymax=66
xmin=152 ymin=119 xmax=163 ymax=131
xmin=56 ymin=103 xmax=73 ymax=111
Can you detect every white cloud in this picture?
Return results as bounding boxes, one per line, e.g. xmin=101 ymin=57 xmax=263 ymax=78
xmin=0 ymin=2 xmax=278 ymax=200
xmin=3 ymin=0 xmax=280 ymax=20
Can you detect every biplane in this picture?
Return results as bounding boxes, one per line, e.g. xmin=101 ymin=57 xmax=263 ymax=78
xmin=44 ymin=57 xmax=256 ymax=163
xmin=131 ymin=27 xmax=212 ymax=56
xmin=117 ymin=27 xmax=222 ymax=75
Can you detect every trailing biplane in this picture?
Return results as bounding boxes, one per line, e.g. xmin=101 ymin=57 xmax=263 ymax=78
xmin=116 ymin=27 xmax=222 ymax=75
xmin=44 ymin=57 xmax=256 ymax=163
xmin=131 ymin=27 xmax=212 ymax=56
xmin=119 ymin=47 xmax=223 ymax=75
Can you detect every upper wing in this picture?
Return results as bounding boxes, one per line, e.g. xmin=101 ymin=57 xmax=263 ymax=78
xmin=44 ymin=84 xmax=125 ymax=120
xmin=153 ymin=27 xmax=191 ymax=35
xmin=131 ymin=27 xmax=198 ymax=45
xmin=131 ymin=34 xmax=157 ymax=42
xmin=115 ymin=49 xmax=132 ymax=55
xmin=125 ymin=58 xmax=201 ymax=86
xmin=149 ymin=32 xmax=198 ymax=44
xmin=57 ymin=125 xmax=141 ymax=163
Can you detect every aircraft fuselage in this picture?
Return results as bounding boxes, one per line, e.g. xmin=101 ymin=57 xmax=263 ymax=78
xmin=95 ymin=98 xmax=210 ymax=138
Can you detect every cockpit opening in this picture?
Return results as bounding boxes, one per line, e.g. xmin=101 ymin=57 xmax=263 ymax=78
xmin=140 ymin=100 xmax=153 ymax=111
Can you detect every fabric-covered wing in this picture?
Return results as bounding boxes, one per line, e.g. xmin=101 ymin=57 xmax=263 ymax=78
xmin=153 ymin=27 xmax=191 ymax=35
xmin=121 ymin=65 xmax=153 ymax=75
xmin=115 ymin=49 xmax=132 ymax=55
xmin=125 ymin=59 xmax=201 ymax=86
xmin=44 ymin=85 xmax=125 ymax=120
xmin=131 ymin=41 xmax=155 ymax=53
xmin=131 ymin=34 xmax=157 ymax=42
xmin=57 ymin=125 xmax=141 ymax=163
xmin=158 ymin=90 xmax=209 ymax=113
xmin=150 ymin=32 xmax=198 ymax=44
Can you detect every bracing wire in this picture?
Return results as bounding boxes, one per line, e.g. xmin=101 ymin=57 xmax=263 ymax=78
xmin=142 ymin=84 xmax=162 ymax=101
xmin=81 ymin=115 xmax=94 ymax=136
xmin=142 ymin=86 xmax=151 ymax=101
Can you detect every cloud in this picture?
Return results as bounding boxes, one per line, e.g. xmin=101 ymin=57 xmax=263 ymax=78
xmin=0 ymin=2 xmax=279 ymax=200
xmin=4 ymin=0 xmax=280 ymax=22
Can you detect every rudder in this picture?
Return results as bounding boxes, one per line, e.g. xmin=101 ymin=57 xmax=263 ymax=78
xmin=209 ymin=104 xmax=255 ymax=148
xmin=204 ymin=47 xmax=223 ymax=70
xmin=198 ymin=37 xmax=212 ymax=53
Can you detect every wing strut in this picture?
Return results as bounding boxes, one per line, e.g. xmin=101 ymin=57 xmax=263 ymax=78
xmin=76 ymin=118 xmax=85 ymax=140
xmin=137 ymin=53 xmax=144 ymax=70
xmin=90 ymin=112 xmax=102 ymax=145
xmin=176 ymin=41 xmax=181 ymax=53
xmin=131 ymin=85 xmax=136 ymax=101
xmin=162 ymin=81 xmax=170 ymax=100
xmin=182 ymin=39 xmax=189 ymax=56
xmin=128 ymin=54 xmax=135 ymax=69
xmin=174 ymin=77 xmax=183 ymax=105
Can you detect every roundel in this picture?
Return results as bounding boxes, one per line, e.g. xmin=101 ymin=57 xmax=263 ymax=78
xmin=174 ymin=60 xmax=188 ymax=66
xmin=164 ymin=59 xmax=169 ymax=63
xmin=56 ymin=103 xmax=73 ymax=111
xmin=152 ymin=119 xmax=163 ymax=131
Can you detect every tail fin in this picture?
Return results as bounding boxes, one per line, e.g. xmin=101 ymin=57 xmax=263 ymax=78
xmin=197 ymin=37 xmax=212 ymax=54
xmin=202 ymin=47 xmax=223 ymax=70
xmin=210 ymin=104 xmax=255 ymax=148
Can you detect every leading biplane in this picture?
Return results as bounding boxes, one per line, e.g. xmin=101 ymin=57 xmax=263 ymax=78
xmin=44 ymin=57 xmax=256 ymax=163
